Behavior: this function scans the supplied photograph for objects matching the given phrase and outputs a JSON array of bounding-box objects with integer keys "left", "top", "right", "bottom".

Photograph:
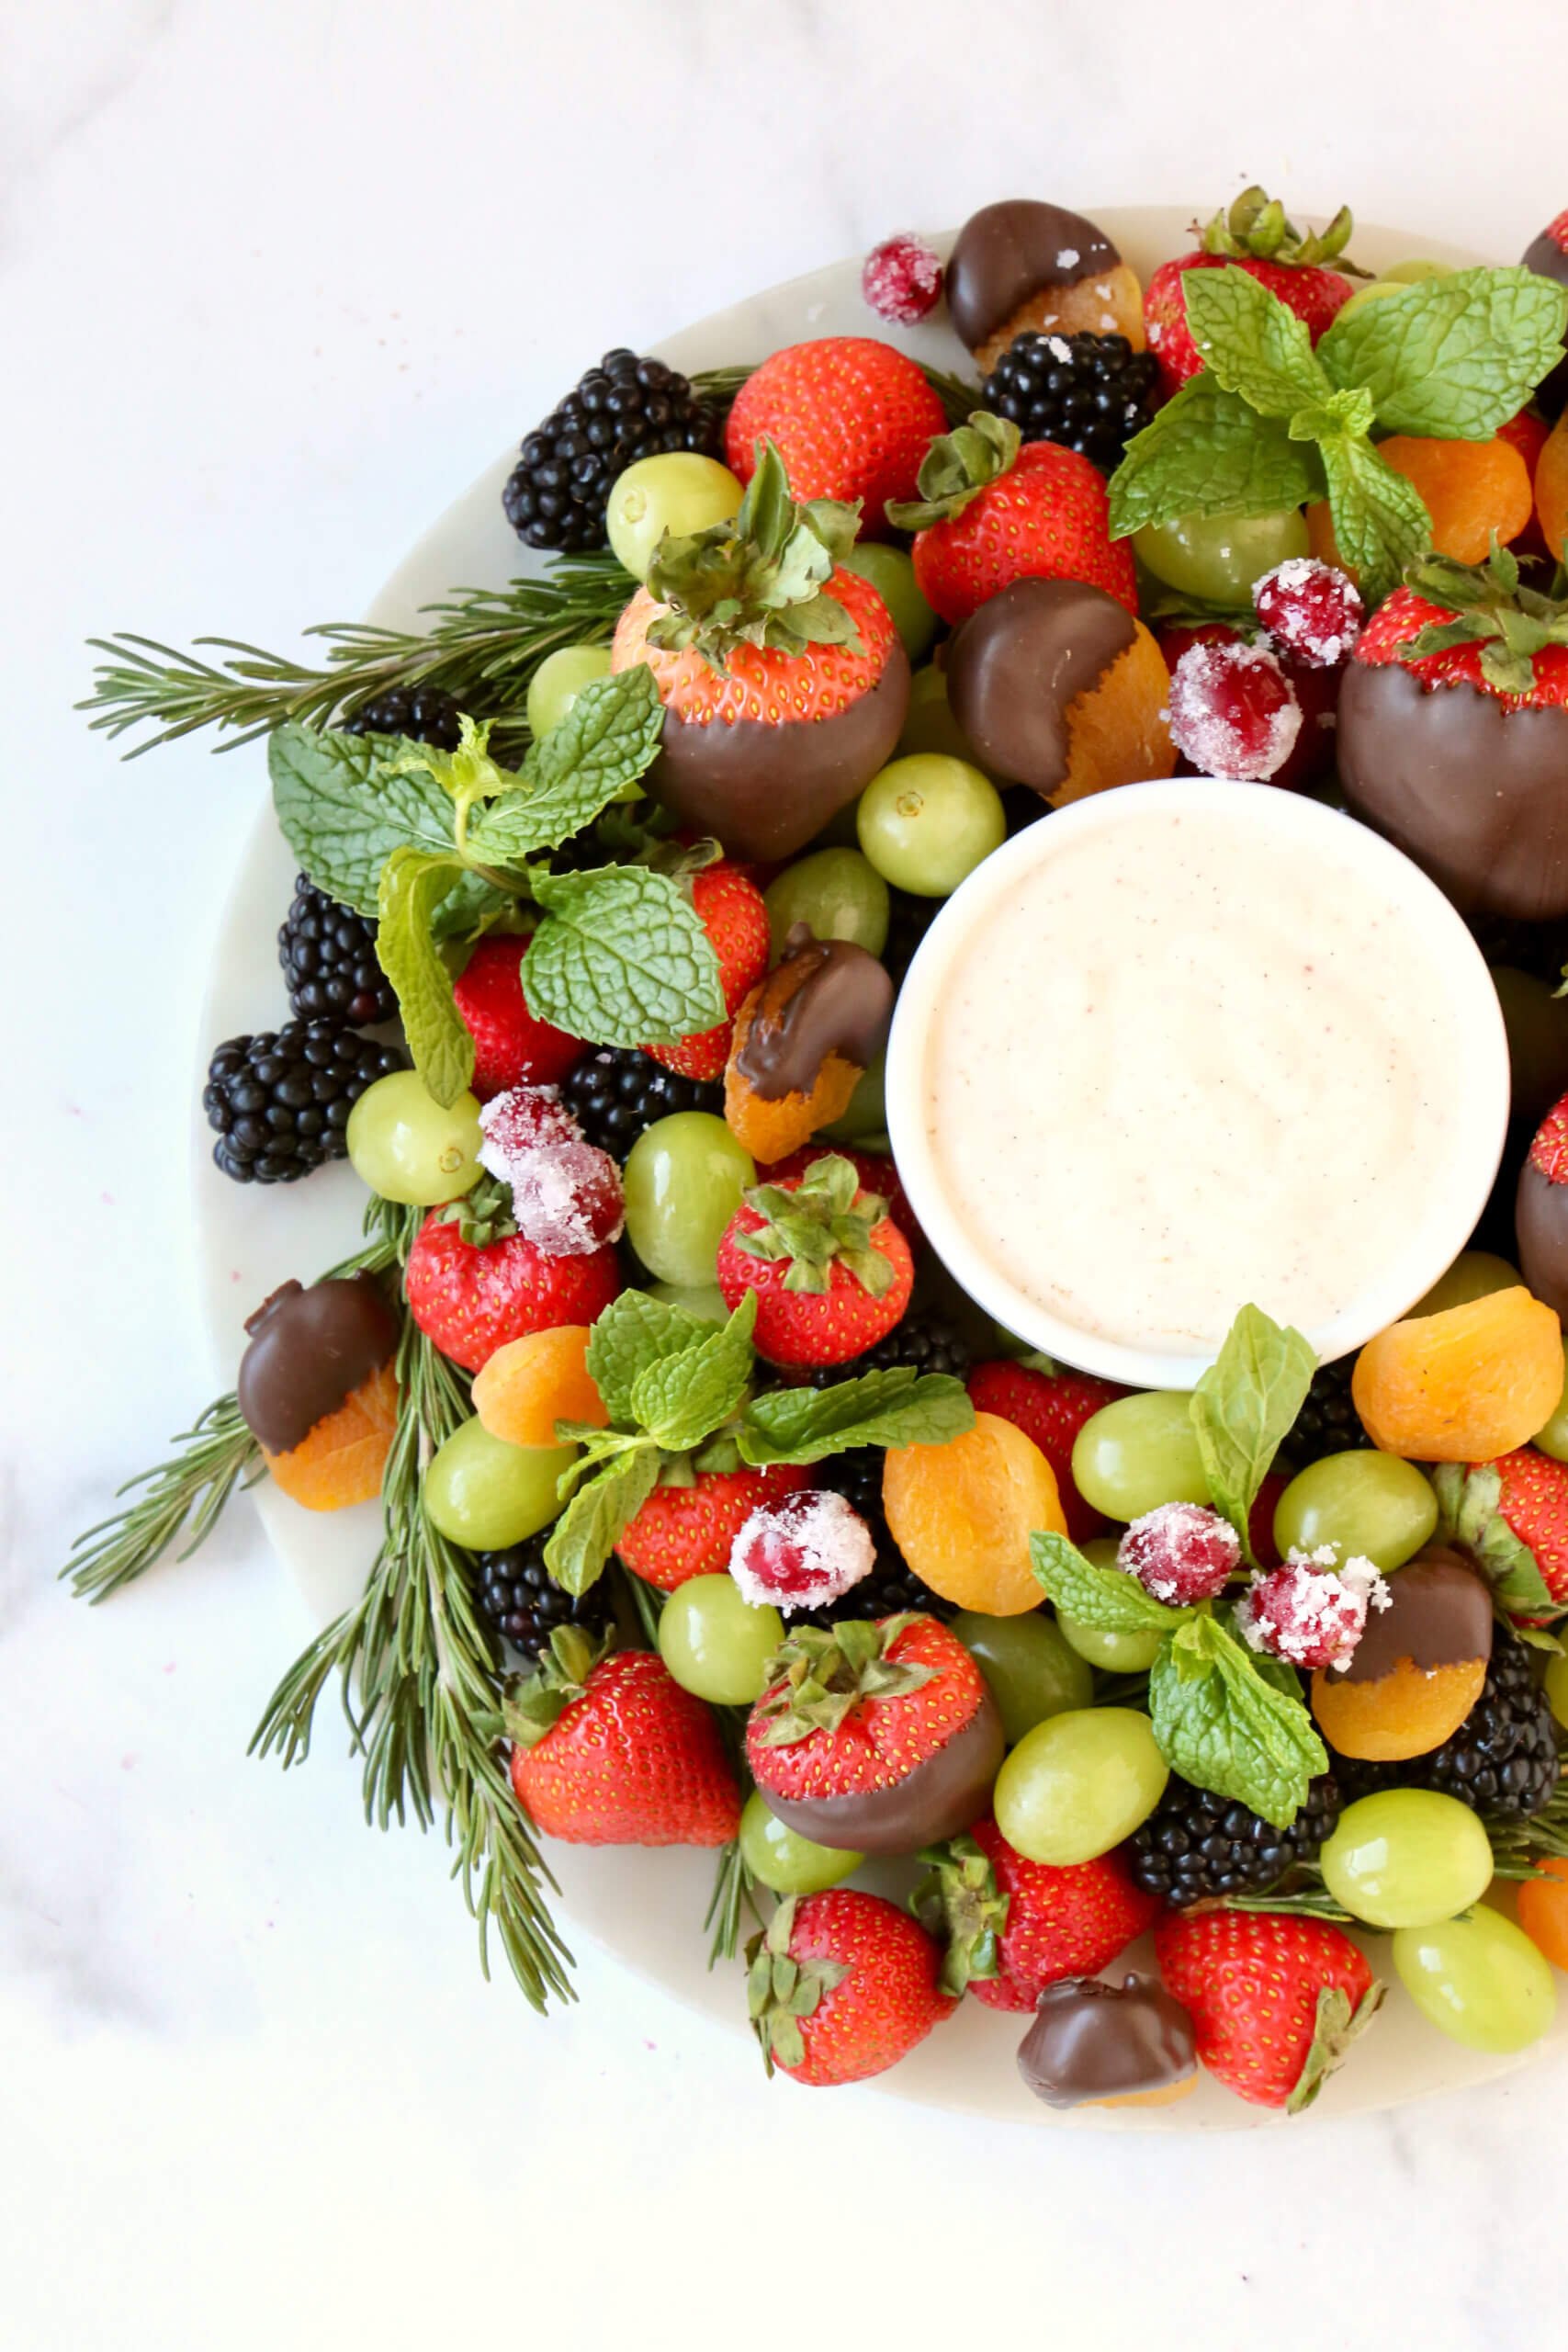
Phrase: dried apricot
[
  {"left": 1517, "top": 1856, "right": 1568, "bottom": 1971},
  {"left": 972, "top": 264, "right": 1145, "bottom": 375},
  {"left": 1350, "top": 1286, "right": 1563, "bottom": 1461},
  {"left": 265, "top": 1360, "right": 399, "bottom": 1510},
  {"left": 1055, "top": 621, "right": 1176, "bottom": 805},
  {"left": 882, "top": 1409, "right": 1066, "bottom": 1615},
  {"left": 1376, "top": 435, "right": 1534, "bottom": 564},
  {"left": 471, "top": 1324, "right": 605, "bottom": 1449},
  {"left": 1538, "top": 411, "right": 1568, "bottom": 567}
]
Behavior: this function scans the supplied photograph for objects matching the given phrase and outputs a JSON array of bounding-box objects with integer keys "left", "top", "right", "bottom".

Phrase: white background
[{"left": 6, "top": 5, "right": 1566, "bottom": 2346}]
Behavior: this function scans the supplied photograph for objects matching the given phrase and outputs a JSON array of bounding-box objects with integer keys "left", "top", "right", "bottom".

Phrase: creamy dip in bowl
[{"left": 885, "top": 777, "right": 1510, "bottom": 1389}]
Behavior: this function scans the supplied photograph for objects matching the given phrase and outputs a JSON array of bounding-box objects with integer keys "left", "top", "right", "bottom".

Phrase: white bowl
[{"left": 885, "top": 777, "right": 1510, "bottom": 1389}]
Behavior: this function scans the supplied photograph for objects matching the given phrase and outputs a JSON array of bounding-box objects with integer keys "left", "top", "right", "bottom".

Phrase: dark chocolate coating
[
  {"left": 735, "top": 933, "right": 895, "bottom": 1101},
  {"left": 649, "top": 642, "right": 910, "bottom": 863},
  {"left": 1017, "top": 1973, "right": 1197, "bottom": 2110},
  {"left": 1337, "top": 661, "right": 1568, "bottom": 921},
  {"left": 1336, "top": 1549, "right": 1494, "bottom": 1685},
  {"left": 1521, "top": 228, "right": 1568, "bottom": 414},
  {"left": 947, "top": 201, "right": 1122, "bottom": 352},
  {"left": 946, "top": 578, "right": 1138, "bottom": 796},
  {"left": 236, "top": 1274, "right": 400, "bottom": 1454},
  {"left": 1516, "top": 1158, "right": 1568, "bottom": 1323},
  {"left": 762, "top": 1690, "right": 1005, "bottom": 1855}
]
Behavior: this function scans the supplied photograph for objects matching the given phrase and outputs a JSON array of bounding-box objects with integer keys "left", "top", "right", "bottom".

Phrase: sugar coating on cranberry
[
  {"left": 729, "top": 1488, "right": 875, "bottom": 1613},
  {"left": 1166, "top": 639, "right": 1303, "bottom": 780},
  {"left": 1253, "top": 557, "right": 1364, "bottom": 670},
  {"left": 1235, "top": 1545, "right": 1391, "bottom": 1672},
  {"left": 479, "top": 1086, "right": 623, "bottom": 1254},
  {"left": 862, "top": 233, "right": 944, "bottom": 326},
  {"left": 1118, "top": 1502, "right": 1240, "bottom": 1604}
]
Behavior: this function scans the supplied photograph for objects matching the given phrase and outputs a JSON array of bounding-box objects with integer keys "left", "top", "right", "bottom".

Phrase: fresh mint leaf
[
  {"left": 1029, "top": 1531, "right": 1191, "bottom": 1634},
  {"left": 1190, "top": 1305, "right": 1317, "bottom": 1564},
  {"left": 1319, "top": 266, "right": 1568, "bottom": 440},
  {"left": 1108, "top": 374, "right": 1322, "bottom": 539},
  {"left": 522, "top": 865, "right": 726, "bottom": 1047},
  {"left": 467, "top": 667, "right": 663, "bottom": 865},
  {"left": 1181, "top": 263, "right": 1327, "bottom": 419},
  {"left": 1318, "top": 434, "right": 1433, "bottom": 607},
  {"left": 1148, "top": 1613, "right": 1326, "bottom": 1828},
  {"left": 375, "top": 847, "right": 473, "bottom": 1106},
  {"left": 584, "top": 1290, "right": 713, "bottom": 1426},
  {"left": 628, "top": 1295, "right": 757, "bottom": 1453},
  {"left": 737, "top": 1370, "right": 974, "bottom": 1467},
  {"left": 270, "top": 723, "right": 467, "bottom": 915},
  {"left": 544, "top": 1447, "right": 661, "bottom": 1596}
]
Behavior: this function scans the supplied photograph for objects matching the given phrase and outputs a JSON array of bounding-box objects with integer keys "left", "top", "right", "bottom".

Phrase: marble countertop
[{"left": 8, "top": 4, "right": 1567, "bottom": 2346}]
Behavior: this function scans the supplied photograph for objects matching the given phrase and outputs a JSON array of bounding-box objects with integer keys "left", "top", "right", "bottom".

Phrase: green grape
[
  {"left": 1134, "top": 508, "right": 1311, "bottom": 605},
  {"left": 525, "top": 645, "right": 613, "bottom": 740},
  {"left": 423, "top": 1419, "right": 574, "bottom": 1549},
  {"left": 605, "top": 453, "right": 742, "bottom": 582},
  {"left": 1491, "top": 967, "right": 1568, "bottom": 1129},
  {"left": 1272, "top": 1451, "right": 1437, "bottom": 1575},
  {"left": 646, "top": 1280, "right": 728, "bottom": 1325},
  {"left": 1319, "top": 1790, "right": 1494, "bottom": 1928},
  {"left": 764, "top": 847, "right": 890, "bottom": 962},
  {"left": 738, "top": 1790, "right": 862, "bottom": 1894},
  {"left": 1412, "top": 1250, "right": 1520, "bottom": 1317},
  {"left": 1544, "top": 1647, "right": 1568, "bottom": 1728},
  {"left": 819, "top": 1047, "right": 886, "bottom": 1145},
  {"left": 346, "top": 1070, "right": 484, "bottom": 1206},
  {"left": 950, "top": 1610, "right": 1093, "bottom": 1742},
  {"left": 1053, "top": 1539, "right": 1168, "bottom": 1670},
  {"left": 623, "top": 1113, "right": 754, "bottom": 1287},
  {"left": 841, "top": 543, "right": 939, "bottom": 663},
  {"left": 993, "top": 1706, "right": 1168, "bottom": 1866},
  {"left": 657, "top": 1574, "right": 784, "bottom": 1704},
  {"left": 1382, "top": 258, "right": 1450, "bottom": 283},
  {"left": 1071, "top": 1393, "right": 1209, "bottom": 1522},
  {"left": 897, "top": 664, "right": 987, "bottom": 766},
  {"left": 857, "top": 753, "right": 1006, "bottom": 897},
  {"left": 1393, "top": 1906, "right": 1558, "bottom": 2053},
  {"left": 1334, "top": 280, "right": 1408, "bottom": 326}
]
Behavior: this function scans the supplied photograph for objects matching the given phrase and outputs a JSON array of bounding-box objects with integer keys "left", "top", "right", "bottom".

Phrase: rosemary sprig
[
  {"left": 80, "top": 551, "right": 634, "bottom": 761},
  {"left": 705, "top": 1837, "right": 760, "bottom": 1968},
  {"left": 920, "top": 361, "right": 986, "bottom": 428}
]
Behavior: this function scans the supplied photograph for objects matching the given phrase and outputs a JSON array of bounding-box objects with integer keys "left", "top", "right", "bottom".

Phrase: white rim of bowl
[{"left": 884, "top": 775, "right": 1511, "bottom": 1390}]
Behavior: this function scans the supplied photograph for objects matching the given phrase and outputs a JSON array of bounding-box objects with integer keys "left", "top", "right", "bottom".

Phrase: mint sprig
[
  {"left": 1189, "top": 1304, "right": 1317, "bottom": 1566},
  {"left": 1028, "top": 1530, "right": 1190, "bottom": 1634},
  {"left": 584, "top": 1289, "right": 716, "bottom": 1425},
  {"left": 736, "top": 1367, "right": 975, "bottom": 1466},
  {"left": 1148, "top": 1611, "right": 1327, "bottom": 1829},
  {"left": 523, "top": 863, "right": 728, "bottom": 1046},
  {"left": 375, "top": 847, "right": 473, "bottom": 1106},
  {"left": 1112, "top": 375, "right": 1323, "bottom": 538},
  {"left": 270, "top": 723, "right": 487, "bottom": 917},
  {"left": 1316, "top": 266, "right": 1568, "bottom": 440},
  {"left": 467, "top": 666, "right": 663, "bottom": 863}
]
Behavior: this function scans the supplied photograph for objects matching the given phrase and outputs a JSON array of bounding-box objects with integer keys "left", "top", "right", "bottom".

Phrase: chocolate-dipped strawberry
[
  {"left": 946, "top": 199, "right": 1145, "bottom": 373},
  {"left": 1517, "top": 1086, "right": 1568, "bottom": 1322},
  {"left": 1337, "top": 548, "right": 1568, "bottom": 920},
  {"left": 945, "top": 576, "right": 1173, "bottom": 800},
  {"left": 724, "top": 926, "right": 894, "bottom": 1161},
  {"left": 746, "top": 1613, "right": 1005, "bottom": 1856},
  {"left": 237, "top": 1273, "right": 400, "bottom": 1510},
  {"left": 1310, "top": 1548, "right": 1494, "bottom": 1763},
  {"left": 609, "top": 440, "right": 908, "bottom": 862},
  {"left": 1522, "top": 209, "right": 1568, "bottom": 417},
  {"left": 1017, "top": 1974, "right": 1198, "bottom": 2111}
]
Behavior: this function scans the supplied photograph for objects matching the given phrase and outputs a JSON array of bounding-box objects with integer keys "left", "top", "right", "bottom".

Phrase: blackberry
[
  {"left": 1127, "top": 1771, "right": 1343, "bottom": 1907},
  {"left": 561, "top": 1046, "right": 723, "bottom": 1159},
  {"left": 882, "top": 888, "right": 937, "bottom": 987},
  {"left": 502, "top": 350, "right": 720, "bottom": 553},
  {"left": 203, "top": 1021, "right": 402, "bottom": 1183},
  {"left": 807, "top": 1448, "right": 953, "bottom": 1623},
  {"left": 338, "top": 683, "right": 464, "bottom": 749},
  {"left": 980, "top": 330, "right": 1159, "bottom": 474},
  {"left": 798, "top": 1308, "right": 971, "bottom": 1392},
  {"left": 277, "top": 876, "right": 395, "bottom": 1027},
  {"left": 1283, "top": 1358, "right": 1371, "bottom": 1464},
  {"left": 1338, "top": 1632, "right": 1561, "bottom": 1821},
  {"left": 471, "top": 1534, "right": 616, "bottom": 1662}
]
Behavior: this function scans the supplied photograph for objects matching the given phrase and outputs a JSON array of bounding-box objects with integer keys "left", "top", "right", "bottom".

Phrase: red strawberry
[
  {"left": 1431, "top": 1449, "right": 1568, "bottom": 1610},
  {"left": 1353, "top": 571, "right": 1568, "bottom": 710},
  {"left": 1523, "top": 212, "right": 1568, "bottom": 413},
  {"left": 610, "top": 444, "right": 908, "bottom": 864},
  {"left": 1144, "top": 187, "right": 1357, "bottom": 394},
  {"left": 917, "top": 1818, "right": 1158, "bottom": 2008},
  {"left": 747, "top": 1889, "right": 955, "bottom": 2086},
  {"left": 641, "top": 860, "right": 770, "bottom": 1081},
  {"left": 716, "top": 1154, "right": 915, "bottom": 1367},
  {"left": 404, "top": 1203, "right": 621, "bottom": 1373},
  {"left": 508, "top": 1633, "right": 739, "bottom": 1846},
  {"left": 965, "top": 1360, "right": 1124, "bottom": 1542},
  {"left": 615, "top": 1462, "right": 809, "bottom": 1592},
  {"left": 1156, "top": 1908, "right": 1382, "bottom": 2110},
  {"left": 889, "top": 415, "right": 1135, "bottom": 627},
  {"left": 724, "top": 336, "right": 947, "bottom": 530},
  {"left": 455, "top": 933, "right": 585, "bottom": 1099},
  {"left": 747, "top": 1613, "right": 1003, "bottom": 1854},
  {"left": 759, "top": 1142, "right": 922, "bottom": 1253}
]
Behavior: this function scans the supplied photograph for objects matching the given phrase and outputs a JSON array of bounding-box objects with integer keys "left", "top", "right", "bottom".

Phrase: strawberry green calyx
[
  {"left": 1397, "top": 541, "right": 1568, "bottom": 697},
  {"left": 886, "top": 411, "right": 1021, "bottom": 531},
  {"left": 911, "top": 1831, "right": 1010, "bottom": 1997},
  {"left": 645, "top": 438, "right": 864, "bottom": 671},
  {"left": 735, "top": 1152, "right": 895, "bottom": 1299},
  {"left": 751, "top": 1615, "right": 934, "bottom": 1747},
  {"left": 502, "top": 1623, "right": 616, "bottom": 1747},
  {"left": 746, "top": 1896, "right": 849, "bottom": 2075},
  {"left": 1429, "top": 1461, "right": 1562, "bottom": 1618},
  {"left": 1199, "top": 186, "right": 1360, "bottom": 274},
  {"left": 435, "top": 1172, "right": 518, "bottom": 1248},
  {"left": 1286, "top": 1979, "right": 1385, "bottom": 2115}
]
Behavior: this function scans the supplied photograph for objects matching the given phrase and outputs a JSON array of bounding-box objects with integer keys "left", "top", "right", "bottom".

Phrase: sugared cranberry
[
  {"left": 1119, "top": 1502, "right": 1240, "bottom": 1605},
  {"left": 1254, "top": 557, "right": 1364, "bottom": 669},
  {"left": 1235, "top": 1547, "right": 1390, "bottom": 1672},
  {"left": 478, "top": 1085, "right": 623, "bottom": 1255},
  {"left": 1167, "top": 638, "right": 1303, "bottom": 780},
  {"left": 728, "top": 1489, "right": 875, "bottom": 1613},
  {"left": 862, "top": 233, "right": 944, "bottom": 326}
]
